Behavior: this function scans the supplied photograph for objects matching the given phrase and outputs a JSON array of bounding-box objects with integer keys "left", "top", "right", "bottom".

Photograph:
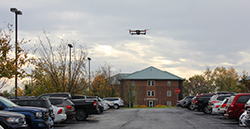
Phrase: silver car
[{"left": 102, "top": 97, "right": 124, "bottom": 109}]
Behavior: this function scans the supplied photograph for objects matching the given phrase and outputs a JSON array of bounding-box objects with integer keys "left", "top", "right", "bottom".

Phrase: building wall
[{"left": 120, "top": 79, "right": 183, "bottom": 107}]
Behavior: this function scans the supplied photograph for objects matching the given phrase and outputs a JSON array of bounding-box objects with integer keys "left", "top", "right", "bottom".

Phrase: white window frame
[
  {"left": 167, "top": 91, "right": 171, "bottom": 96},
  {"left": 132, "top": 81, "right": 135, "bottom": 86},
  {"left": 147, "top": 80, "right": 155, "bottom": 86},
  {"left": 147, "top": 91, "right": 155, "bottom": 96},
  {"left": 167, "top": 81, "right": 171, "bottom": 86}
]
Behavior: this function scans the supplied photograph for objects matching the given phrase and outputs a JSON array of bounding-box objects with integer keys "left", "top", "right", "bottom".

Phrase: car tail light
[
  {"left": 212, "top": 101, "right": 217, "bottom": 105},
  {"left": 222, "top": 103, "right": 226, "bottom": 108},
  {"left": 57, "top": 109, "right": 62, "bottom": 114},
  {"left": 215, "top": 105, "right": 220, "bottom": 108},
  {"left": 66, "top": 105, "right": 73, "bottom": 110},
  {"left": 93, "top": 101, "right": 97, "bottom": 108},
  {"left": 197, "top": 95, "right": 201, "bottom": 98},
  {"left": 177, "top": 101, "right": 180, "bottom": 103},
  {"left": 195, "top": 100, "right": 198, "bottom": 104}
]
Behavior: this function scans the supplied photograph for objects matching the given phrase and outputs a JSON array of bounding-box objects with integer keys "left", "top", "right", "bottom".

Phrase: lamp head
[
  {"left": 10, "top": 8, "right": 22, "bottom": 15},
  {"left": 68, "top": 44, "right": 73, "bottom": 48}
]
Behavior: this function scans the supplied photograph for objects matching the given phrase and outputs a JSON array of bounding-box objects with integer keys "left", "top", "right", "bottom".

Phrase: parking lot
[{"left": 53, "top": 107, "right": 248, "bottom": 129}]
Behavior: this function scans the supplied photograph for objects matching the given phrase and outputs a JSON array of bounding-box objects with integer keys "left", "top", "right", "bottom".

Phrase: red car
[{"left": 224, "top": 93, "right": 250, "bottom": 119}]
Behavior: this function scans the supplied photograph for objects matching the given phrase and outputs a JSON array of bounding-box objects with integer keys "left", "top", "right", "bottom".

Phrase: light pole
[
  {"left": 87, "top": 57, "right": 91, "bottom": 95},
  {"left": 68, "top": 44, "right": 73, "bottom": 89},
  {"left": 10, "top": 8, "right": 22, "bottom": 99}
]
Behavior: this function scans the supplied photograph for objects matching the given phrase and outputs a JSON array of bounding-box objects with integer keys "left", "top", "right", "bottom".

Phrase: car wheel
[
  {"left": 188, "top": 104, "right": 194, "bottom": 111},
  {"left": 203, "top": 105, "right": 212, "bottom": 114},
  {"left": 239, "top": 113, "right": 246, "bottom": 126},
  {"left": 75, "top": 109, "right": 88, "bottom": 121},
  {"left": 114, "top": 104, "right": 119, "bottom": 109}
]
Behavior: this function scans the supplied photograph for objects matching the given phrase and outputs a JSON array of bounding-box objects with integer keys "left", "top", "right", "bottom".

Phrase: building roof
[{"left": 119, "top": 66, "right": 184, "bottom": 80}]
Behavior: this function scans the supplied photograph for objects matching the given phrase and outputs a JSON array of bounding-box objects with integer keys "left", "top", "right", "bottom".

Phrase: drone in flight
[{"left": 129, "top": 29, "right": 147, "bottom": 35}]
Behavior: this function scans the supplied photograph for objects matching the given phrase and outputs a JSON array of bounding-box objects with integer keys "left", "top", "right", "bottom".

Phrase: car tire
[
  {"left": 75, "top": 109, "right": 88, "bottom": 121},
  {"left": 239, "top": 113, "right": 246, "bottom": 126},
  {"left": 114, "top": 104, "right": 119, "bottom": 109},
  {"left": 188, "top": 104, "right": 194, "bottom": 111},
  {"left": 203, "top": 105, "right": 212, "bottom": 114}
]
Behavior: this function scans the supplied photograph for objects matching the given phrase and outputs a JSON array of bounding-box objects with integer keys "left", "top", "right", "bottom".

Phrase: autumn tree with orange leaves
[
  {"left": 90, "top": 65, "right": 118, "bottom": 98},
  {"left": 0, "top": 24, "right": 30, "bottom": 90}
]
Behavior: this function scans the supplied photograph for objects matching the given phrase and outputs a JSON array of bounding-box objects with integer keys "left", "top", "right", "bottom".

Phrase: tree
[
  {"left": 238, "top": 70, "right": 250, "bottom": 93},
  {"left": 213, "top": 67, "right": 239, "bottom": 92},
  {"left": 90, "top": 64, "right": 118, "bottom": 98},
  {"left": 123, "top": 81, "right": 140, "bottom": 108},
  {"left": 0, "top": 24, "right": 30, "bottom": 89},
  {"left": 2, "top": 90, "right": 11, "bottom": 97},
  {"left": 28, "top": 32, "right": 88, "bottom": 96},
  {"left": 183, "top": 74, "right": 212, "bottom": 95}
]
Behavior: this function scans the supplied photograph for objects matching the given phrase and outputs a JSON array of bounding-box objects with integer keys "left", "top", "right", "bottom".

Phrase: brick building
[{"left": 115, "top": 66, "right": 184, "bottom": 107}]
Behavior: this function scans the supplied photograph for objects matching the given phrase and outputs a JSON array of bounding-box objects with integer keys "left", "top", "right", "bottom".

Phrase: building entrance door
[{"left": 148, "top": 100, "right": 154, "bottom": 107}]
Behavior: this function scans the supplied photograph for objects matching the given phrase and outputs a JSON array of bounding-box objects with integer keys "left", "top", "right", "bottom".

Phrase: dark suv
[
  {"left": 11, "top": 98, "right": 55, "bottom": 121},
  {"left": 0, "top": 96, "right": 50, "bottom": 129},
  {"left": 0, "top": 111, "right": 27, "bottom": 129}
]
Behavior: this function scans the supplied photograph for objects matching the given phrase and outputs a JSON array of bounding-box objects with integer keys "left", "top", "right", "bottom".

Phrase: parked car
[
  {"left": 38, "top": 93, "right": 72, "bottom": 99},
  {"left": 0, "top": 96, "right": 51, "bottom": 129},
  {"left": 238, "top": 99, "right": 250, "bottom": 127},
  {"left": 46, "top": 97, "right": 76, "bottom": 120},
  {"left": 102, "top": 97, "right": 124, "bottom": 109},
  {"left": 224, "top": 93, "right": 250, "bottom": 119},
  {"left": 190, "top": 93, "right": 214, "bottom": 112},
  {"left": 176, "top": 100, "right": 183, "bottom": 107},
  {"left": 52, "top": 105, "right": 67, "bottom": 123},
  {"left": 181, "top": 96, "right": 195, "bottom": 109},
  {"left": 0, "top": 111, "right": 27, "bottom": 129},
  {"left": 207, "top": 94, "right": 232, "bottom": 114},
  {"left": 11, "top": 98, "right": 55, "bottom": 121},
  {"left": 218, "top": 97, "right": 230, "bottom": 115},
  {"left": 38, "top": 93, "right": 99, "bottom": 121}
]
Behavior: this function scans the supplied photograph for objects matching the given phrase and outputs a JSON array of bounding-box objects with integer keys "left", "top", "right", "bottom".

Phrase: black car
[
  {"left": 11, "top": 98, "right": 55, "bottom": 121},
  {"left": 0, "top": 111, "right": 27, "bottom": 129},
  {"left": 38, "top": 93, "right": 72, "bottom": 99}
]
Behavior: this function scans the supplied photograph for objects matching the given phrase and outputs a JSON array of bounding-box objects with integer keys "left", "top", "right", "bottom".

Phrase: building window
[
  {"left": 147, "top": 80, "right": 155, "bottom": 86},
  {"left": 167, "top": 91, "right": 171, "bottom": 96},
  {"left": 167, "top": 81, "right": 171, "bottom": 86},
  {"left": 167, "top": 101, "right": 171, "bottom": 106},
  {"left": 147, "top": 91, "right": 155, "bottom": 96},
  {"left": 132, "top": 81, "right": 135, "bottom": 86}
]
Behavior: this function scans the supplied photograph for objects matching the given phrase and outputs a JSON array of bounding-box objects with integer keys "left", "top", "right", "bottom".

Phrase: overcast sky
[{"left": 1, "top": 0, "right": 250, "bottom": 88}]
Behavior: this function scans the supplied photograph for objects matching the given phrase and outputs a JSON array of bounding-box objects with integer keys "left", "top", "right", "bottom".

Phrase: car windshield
[{"left": 0, "top": 97, "right": 19, "bottom": 108}]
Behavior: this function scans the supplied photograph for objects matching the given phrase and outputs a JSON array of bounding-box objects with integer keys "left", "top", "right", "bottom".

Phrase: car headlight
[
  {"left": 35, "top": 112, "right": 43, "bottom": 118},
  {"left": 7, "top": 117, "right": 21, "bottom": 124}
]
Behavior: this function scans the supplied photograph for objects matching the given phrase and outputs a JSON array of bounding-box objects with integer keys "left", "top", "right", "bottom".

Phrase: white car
[
  {"left": 102, "top": 102, "right": 110, "bottom": 111},
  {"left": 52, "top": 105, "right": 67, "bottom": 123},
  {"left": 218, "top": 97, "right": 230, "bottom": 115},
  {"left": 103, "top": 97, "right": 124, "bottom": 109}
]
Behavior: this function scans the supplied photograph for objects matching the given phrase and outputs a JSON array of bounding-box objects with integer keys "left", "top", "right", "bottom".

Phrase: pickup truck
[
  {"left": 0, "top": 96, "right": 51, "bottom": 129},
  {"left": 192, "top": 93, "right": 214, "bottom": 113},
  {"left": 38, "top": 93, "right": 99, "bottom": 121}
]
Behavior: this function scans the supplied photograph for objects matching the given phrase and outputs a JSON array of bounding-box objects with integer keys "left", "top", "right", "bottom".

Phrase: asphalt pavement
[{"left": 54, "top": 107, "right": 249, "bottom": 129}]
